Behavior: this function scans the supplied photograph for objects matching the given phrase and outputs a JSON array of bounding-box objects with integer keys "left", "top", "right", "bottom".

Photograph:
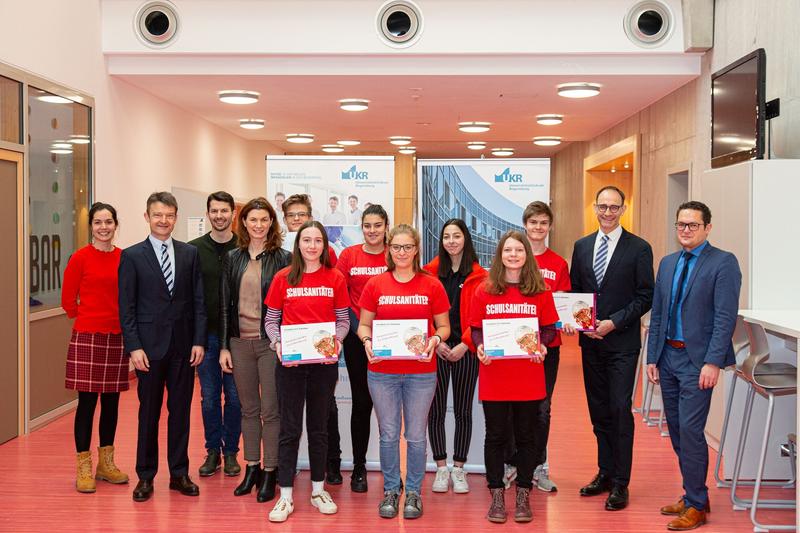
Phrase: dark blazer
[
  {"left": 570, "top": 228, "right": 654, "bottom": 353},
  {"left": 118, "top": 238, "right": 207, "bottom": 360},
  {"left": 646, "top": 242, "right": 741, "bottom": 370}
]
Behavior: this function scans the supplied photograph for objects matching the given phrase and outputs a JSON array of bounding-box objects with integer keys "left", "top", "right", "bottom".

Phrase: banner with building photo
[{"left": 266, "top": 155, "right": 395, "bottom": 470}]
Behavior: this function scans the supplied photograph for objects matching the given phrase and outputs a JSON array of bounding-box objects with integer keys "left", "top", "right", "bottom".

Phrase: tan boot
[
  {"left": 76, "top": 451, "right": 96, "bottom": 493},
  {"left": 95, "top": 445, "right": 129, "bottom": 484}
]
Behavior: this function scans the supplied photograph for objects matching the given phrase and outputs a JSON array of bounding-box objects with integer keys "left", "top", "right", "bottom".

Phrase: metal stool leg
[
  {"left": 715, "top": 370, "right": 739, "bottom": 487},
  {"left": 657, "top": 402, "right": 669, "bottom": 437},
  {"left": 632, "top": 345, "right": 643, "bottom": 413},
  {"left": 645, "top": 383, "right": 661, "bottom": 427}
]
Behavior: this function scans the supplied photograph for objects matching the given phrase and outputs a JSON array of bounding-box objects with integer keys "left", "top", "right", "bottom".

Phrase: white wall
[{"left": 0, "top": 0, "right": 281, "bottom": 247}]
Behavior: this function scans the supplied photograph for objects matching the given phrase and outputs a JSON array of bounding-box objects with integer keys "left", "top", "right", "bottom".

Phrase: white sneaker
[
  {"left": 533, "top": 464, "right": 558, "bottom": 493},
  {"left": 502, "top": 464, "right": 517, "bottom": 490},
  {"left": 311, "top": 490, "right": 338, "bottom": 514},
  {"left": 451, "top": 466, "right": 469, "bottom": 493},
  {"left": 268, "top": 496, "right": 294, "bottom": 522},
  {"left": 432, "top": 466, "right": 450, "bottom": 492}
]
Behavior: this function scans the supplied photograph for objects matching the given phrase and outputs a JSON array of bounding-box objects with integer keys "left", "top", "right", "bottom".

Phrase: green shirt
[{"left": 188, "top": 232, "right": 237, "bottom": 335}]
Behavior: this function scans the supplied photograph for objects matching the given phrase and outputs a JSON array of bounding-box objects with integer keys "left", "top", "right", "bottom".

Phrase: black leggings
[{"left": 74, "top": 392, "right": 120, "bottom": 453}]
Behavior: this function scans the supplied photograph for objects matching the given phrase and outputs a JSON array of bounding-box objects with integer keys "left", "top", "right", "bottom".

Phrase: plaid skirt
[{"left": 65, "top": 330, "right": 129, "bottom": 393}]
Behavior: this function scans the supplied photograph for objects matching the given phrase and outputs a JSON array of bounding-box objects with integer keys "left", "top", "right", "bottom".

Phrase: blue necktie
[
  {"left": 160, "top": 243, "right": 174, "bottom": 295},
  {"left": 668, "top": 253, "right": 692, "bottom": 340},
  {"left": 593, "top": 234, "right": 609, "bottom": 285}
]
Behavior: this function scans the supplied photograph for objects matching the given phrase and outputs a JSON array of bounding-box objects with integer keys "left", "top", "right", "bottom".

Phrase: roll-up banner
[
  {"left": 417, "top": 159, "right": 550, "bottom": 472},
  {"left": 266, "top": 155, "right": 395, "bottom": 471}
]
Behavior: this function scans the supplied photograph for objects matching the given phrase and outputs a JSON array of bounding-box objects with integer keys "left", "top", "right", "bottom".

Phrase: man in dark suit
[
  {"left": 646, "top": 201, "right": 741, "bottom": 531},
  {"left": 570, "top": 185, "right": 654, "bottom": 511},
  {"left": 119, "top": 191, "right": 207, "bottom": 502}
]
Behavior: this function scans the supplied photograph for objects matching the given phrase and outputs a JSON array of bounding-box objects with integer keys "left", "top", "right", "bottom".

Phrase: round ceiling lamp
[
  {"left": 557, "top": 82, "right": 601, "bottom": 98},
  {"left": 321, "top": 144, "right": 345, "bottom": 153},
  {"left": 536, "top": 114, "right": 564, "bottom": 126},
  {"left": 338, "top": 98, "right": 370, "bottom": 111},
  {"left": 467, "top": 141, "right": 486, "bottom": 151},
  {"left": 389, "top": 136, "right": 412, "bottom": 146},
  {"left": 337, "top": 140, "right": 361, "bottom": 146},
  {"left": 286, "top": 133, "right": 315, "bottom": 144},
  {"left": 239, "top": 119, "right": 265, "bottom": 130},
  {"left": 69, "top": 134, "right": 90, "bottom": 144},
  {"left": 491, "top": 147, "right": 514, "bottom": 157},
  {"left": 39, "top": 94, "right": 73, "bottom": 104},
  {"left": 398, "top": 146, "right": 416, "bottom": 155},
  {"left": 533, "top": 136, "right": 562, "bottom": 146},
  {"left": 458, "top": 121, "right": 491, "bottom": 133},
  {"left": 217, "top": 90, "right": 260, "bottom": 104}
]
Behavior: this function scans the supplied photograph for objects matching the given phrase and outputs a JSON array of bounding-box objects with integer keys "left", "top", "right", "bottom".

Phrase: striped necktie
[
  {"left": 160, "top": 242, "right": 174, "bottom": 295},
  {"left": 593, "top": 234, "right": 609, "bottom": 285}
]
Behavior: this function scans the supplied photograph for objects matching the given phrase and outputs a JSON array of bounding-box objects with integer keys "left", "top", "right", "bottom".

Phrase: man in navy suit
[
  {"left": 119, "top": 191, "right": 207, "bottom": 502},
  {"left": 571, "top": 185, "right": 654, "bottom": 511},
  {"left": 646, "top": 201, "right": 741, "bottom": 531}
]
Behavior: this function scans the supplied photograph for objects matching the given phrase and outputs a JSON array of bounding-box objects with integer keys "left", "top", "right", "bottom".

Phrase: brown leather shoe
[
  {"left": 487, "top": 488, "right": 506, "bottom": 523},
  {"left": 661, "top": 498, "right": 711, "bottom": 516},
  {"left": 667, "top": 507, "right": 707, "bottom": 531},
  {"left": 514, "top": 487, "right": 533, "bottom": 523}
]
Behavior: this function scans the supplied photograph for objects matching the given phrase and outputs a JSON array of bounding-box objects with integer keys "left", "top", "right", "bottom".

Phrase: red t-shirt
[
  {"left": 327, "top": 246, "right": 338, "bottom": 268},
  {"left": 265, "top": 266, "right": 349, "bottom": 326},
  {"left": 61, "top": 245, "right": 122, "bottom": 333},
  {"left": 470, "top": 283, "right": 558, "bottom": 401},
  {"left": 359, "top": 271, "right": 450, "bottom": 374},
  {"left": 534, "top": 247, "right": 571, "bottom": 347},
  {"left": 336, "top": 244, "right": 388, "bottom": 318}
]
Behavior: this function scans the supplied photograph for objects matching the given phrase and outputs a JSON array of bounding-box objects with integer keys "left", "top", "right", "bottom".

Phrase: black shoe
[
  {"left": 132, "top": 479, "right": 154, "bottom": 502},
  {"left": 223, "top": 453, "right": 241, "bottom": 476},
  {"left": 605, "top": 485, "right": 629, "bottom": 511},
  {"left": 169, "top": 475, "right": 200, "bottom": 496},
  {"left": 198, "top": 449, "right": 221, "bottom": 477},
  {"left": 326, "top": 461, "right": 343, "bottom": 485},
  {"left": 257, "top": 469, "right": 278, "bottom": 503},
  {"left": 351, "top": 463, "right": 368, "bottom": 493},
  {"left": 579, "top": 473, "right": 613, "bottom": 496},
  {"left": 233, "top": 464, "right": 263, "bottom": 496}
]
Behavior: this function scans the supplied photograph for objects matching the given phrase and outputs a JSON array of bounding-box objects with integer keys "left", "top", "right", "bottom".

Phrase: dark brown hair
[
  {"left": 89, "top": 202, "right": 118, "bottom": 227},
  {"left": 207, "top": 191, "right": 235, "bottom": 212},
  {"left": 288, "top": 221, "right": 331, "bottom": 285},
  {"left": 677, "top": 200, "right": 711, "bottom": 224},
  {"left": 486, "top": 230, "right": 547, "bottom": 296},
  {"left": 146, "top": 191, "right": 178, "bottom": 213},
  {"left": 437, "top": 219, "right": 479, "bottom": 278},
  {"left": 235, "top": 197, "right": 283, "bottom": 252}
]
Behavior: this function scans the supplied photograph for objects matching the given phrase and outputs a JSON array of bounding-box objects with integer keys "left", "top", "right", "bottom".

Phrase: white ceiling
[{"left": 118, "top": 73, "right": 697, "bottom": 158}]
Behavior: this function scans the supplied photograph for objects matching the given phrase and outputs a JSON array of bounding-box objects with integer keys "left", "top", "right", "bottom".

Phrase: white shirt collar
[{"left": 597, "top": 224, "right": 623, "bottom": 243}]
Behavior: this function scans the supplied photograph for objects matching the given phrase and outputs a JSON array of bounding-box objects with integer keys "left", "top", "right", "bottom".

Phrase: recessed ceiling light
[
  {"left": 458, "top": 121, "right": 491, "bottom": 133},
  {"left": 557, "top": 82, "right": 601, "bottom": 98},
  {"left": 338, "top": 98, "right": 370, "bottom": 112},
  {"left": 467, "top": 142, "right": 486, "bottom": 151},
  {"left": 51, "top": 142, "right": 73, "bottom": 150},
  {"left": 389, "top": 136, "right": 412, "bottom": 146},
  {"left": 533, "top": 136, "right": 562, "bottom": 146},
  {"left": 623, "top": 161, "right": 630, "bottom": 169},
  {"left": 610, "top": 166, "right": 617, "bottom": 173},
  {"left": 239, "top": 119, "right": 265, "bottom": 130},
  {"left": 39, "top": 94, "right": 73, "bottom": 104},
  {"left": 50, "top": 148, "right": 73, "bottom": 154},
  {"left": 69, "top": 134, "right": 90, "bottom": 144},
  {"left": 398, "top": 146, "right": 417, "bottom": 155},
  {"left": 337, "top": 140, "right": 361, "bottom": 146},
  {"left": 491, "top": 148, "right": 514, "bottom": 157},
  {"left": 321, "top": 144, "right": 345, "bottom": 153},
  {"left": 286, "top": 133, "right": 315, "bottom": 144},
  {"left": 536, "top": 114, "right": 564, "bottom": 126},
  {"left": 218, "top": 90, "right": 260, "bottom": 104}
]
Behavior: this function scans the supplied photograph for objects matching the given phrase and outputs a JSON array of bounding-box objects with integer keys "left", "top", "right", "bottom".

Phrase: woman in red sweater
[
  {"left": 335, "top": 203, "right": 390, "bottom": 492},
  {"left": 264, "top": 221, "right": 350, "bottom": 522},
  {"left": 61, "top": 202, "right": 129, "bottom": 493},
  {"left": 423, "top": 218, "right": 486, "bottom": 494},
  {"left": 470, "top": 230, "right": 559, "bottom": 524}
]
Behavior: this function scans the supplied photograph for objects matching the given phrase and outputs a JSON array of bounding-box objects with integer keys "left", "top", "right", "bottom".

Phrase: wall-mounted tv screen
[{"left": 711, "top": 48, "right": 766, "bottom": 168}]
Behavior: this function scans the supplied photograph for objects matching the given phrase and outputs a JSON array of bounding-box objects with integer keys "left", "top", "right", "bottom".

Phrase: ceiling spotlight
[
  {"left": 39, "top": 94, "right": 73, "bottom": 104},
  {"left": 389, "top": 136, "right": 412, "bottom": 146},
  {"left": 239, "top": 119, "right": 265, "bottom": 130},
  {"left": 286, "top": 133, "right": 315, "bottom": 144},
  {"left": 467, "top": 141, "right": 486, "bottom": 151},
  {"left": 338, "top": 98, "right": 370, "bottom": 112},
  {"left": 51, "top": 142, "right": 73, "bottom": 150},
  {"left": 458, "top": 121, "right": 491, "bottom": 133},
  {"left": 69, "top": 134, "right": 90, "bottom": 144},
  {"left": 337, "top": 140, "right": 361, "bottom": 146},
  {"left": 50, "top": 148, "right": 73, "bottom": 154},
  {"left": 491, "top": 148, "right": 514, "bottom": 157},
  {"left": 557, "top": 82, "right": 601, "bottom": 98},
  {"left": 610, "top": 166, "right": 617, "bottom": 173},
  {"left": 533, "top": 136, "right": 562, "bottom": 146},
  {"left": 218, "top": 90, "right": 260, "bottom": 105},
  {"left": 398, "top": 146, "right": 416, "bottom": 155},
  {"left": 321, "top": 144, "right": 345, "bottom": 153},
  {"left": 536, "top": 114, "right": 564, "bottom": 126},
  {"left": 623, "top": 161, "right": 630, "bottom": 169}
]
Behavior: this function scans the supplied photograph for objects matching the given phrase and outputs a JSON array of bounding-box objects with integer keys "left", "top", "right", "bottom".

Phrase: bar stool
[
  {"left": 714, "top": 316, "right": 796, "bottom": 488},
  {"left": 729, "top": 321, "right": 796, "bottom": 532},
  {"left": 632, "top": 320, "right": 650, "bottom": 414}
]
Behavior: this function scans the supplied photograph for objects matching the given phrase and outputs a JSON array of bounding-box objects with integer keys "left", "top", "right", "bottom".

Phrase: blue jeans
[
  {"left": 368, "top": 370, "right": 437, "bottom": 494},
  {"left": 197, "top": 334, "right": 242, "bottom": 454}
]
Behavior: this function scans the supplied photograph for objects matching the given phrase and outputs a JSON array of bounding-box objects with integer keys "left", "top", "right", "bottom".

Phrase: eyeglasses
[
  {"left": 285, "top": 211, "right": 310, "bottom": 219},
  {"left": 675, "top": 222, "right": 705, "bottom": 232},
  {"left": 595, "top": 204, "right": 622, "bottom": 214},
  {"left": 389, "top": 244, "right": 416, "bottom": 253}
]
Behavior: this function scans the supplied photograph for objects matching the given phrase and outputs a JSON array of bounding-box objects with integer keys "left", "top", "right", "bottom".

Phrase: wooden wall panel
[{"left": 0, "top": 76, "right": 21, "bottom": 144}]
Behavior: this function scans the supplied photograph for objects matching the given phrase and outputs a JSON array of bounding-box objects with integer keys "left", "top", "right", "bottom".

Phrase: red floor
[{"left": 1, "top": 336, "right": 795, "bottom": 532}]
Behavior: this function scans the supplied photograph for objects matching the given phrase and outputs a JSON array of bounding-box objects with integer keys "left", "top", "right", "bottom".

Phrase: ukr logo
[
  {"left": 341, "top": 165, "right": 369, "bottom": 180},
  {"left": 494, "top": 168, "right": 523, "bottom": 183}
]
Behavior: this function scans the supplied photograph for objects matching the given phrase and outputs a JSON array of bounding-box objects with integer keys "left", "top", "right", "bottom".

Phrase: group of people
[{"left": 62, "top": 184, "right": 740, "bottom": 530}]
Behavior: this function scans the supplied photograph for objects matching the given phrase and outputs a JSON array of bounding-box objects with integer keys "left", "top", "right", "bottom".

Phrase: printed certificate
[
  {"left": 553, "top": 293, "right": 596, "bottom": 331},
  {"left": 280, "top": 322, "right": 338, "bottom": 365},
  {"left": 482, "top": 317, "right": 542, "bottom": 359},
  {"left": 372, "top": 319, "right": 429, "bottom": 360}
]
